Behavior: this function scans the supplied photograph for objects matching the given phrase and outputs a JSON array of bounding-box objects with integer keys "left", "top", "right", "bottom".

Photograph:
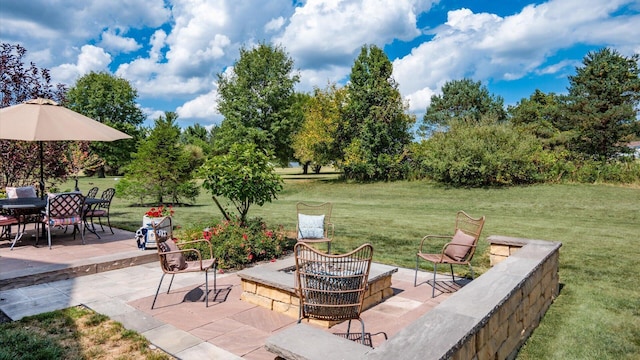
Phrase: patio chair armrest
[
  {"left": 418, "top": 235, "right": 452, "bottom": 253},
  {"left": 326, "top": 222, "right": 334, "bottom": 239},
  {"left": 180, "top": 238, "right": 214, "bottom": 258}
]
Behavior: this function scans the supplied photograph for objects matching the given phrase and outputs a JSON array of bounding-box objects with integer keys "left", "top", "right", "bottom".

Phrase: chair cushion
[
  {"left": 298, "top": 214, "right": 325, "bottom": 239},
  {"left": 444, "top": 229, "right": 476, "bottom": 261},
  {"left": 86, "top": 209, "right": 106, "bottom": 217},
  {"left": 0, "top": 215, "right": 18, "bottom": 225},
  {"left": 45, "top": 215, "right": 82, "bottom": 226},
  {"left": 6, "top": 186, "right": 37, "bottom": 199},
  {"left": 158, "top": 238, "right": 186, "bottom": 271}
]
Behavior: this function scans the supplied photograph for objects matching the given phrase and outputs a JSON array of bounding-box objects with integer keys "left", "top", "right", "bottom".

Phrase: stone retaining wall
[{"left": 267, "top": 235, "right": 562, "bottom": 360}]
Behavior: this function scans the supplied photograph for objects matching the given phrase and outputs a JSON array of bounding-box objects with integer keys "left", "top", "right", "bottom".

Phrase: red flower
[
  {"left": 248, "top": 254, "right": 254, "bottom": 261},
  {"left": 242, "top": 233, "right": 248, "bottom": 241}
]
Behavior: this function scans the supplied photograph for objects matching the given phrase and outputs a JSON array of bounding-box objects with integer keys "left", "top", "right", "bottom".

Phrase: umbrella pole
[{"left": 39, "top": 141, "right": 45, "bottom": 199}]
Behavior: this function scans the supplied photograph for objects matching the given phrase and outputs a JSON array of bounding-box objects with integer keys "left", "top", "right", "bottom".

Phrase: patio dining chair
[
  {"left": 414, "top": 210, "right": 486, "bottom": 297},
  {"left": 296, "top": 202, "right": 334, "bottom": 253},
  {"left": 150, "top": 216, "right": 217, "bottom": 309},
  {"left": 40, "top": 192, "right": 85, "bottom": 249},
  {"left": 84, "top": 188, "right": 115, "bottom": 235},
  {"left": 85, "top": 186, "right": 99, "bottom": 199},
  {"left": 294, "top": 242, "right": 374, "bottom": 346}
]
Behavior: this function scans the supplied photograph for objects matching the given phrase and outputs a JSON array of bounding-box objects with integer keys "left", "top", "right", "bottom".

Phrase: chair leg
[
  {"left": 432, "top": 262, "right": 437, "bottom": 298},
  {"left": 151, "top": 273, "right": 166, "bottom": 309},
  {"left": 48, "top": 224, "right": 52, "bottom": 250},
  {"left": 327, "top": 241, "right": 331, "bottom": 254},
  {"left": 450, "top": 264, "right": 455, "bottom": 283},
  {"left": 414, "top": 256, "right": 419, "bottom": 287},
  {"left": 167, "top": 274, "right": 175, "bottom": 294},
  {"left": 469, "top": 264, "right": 475, "bottom": 280},
  {"left": 205, "top": 269, "right": 209, "bottom": 307},
  {"left": 107, "top": 215, "right": 114, "bottom": 234}
]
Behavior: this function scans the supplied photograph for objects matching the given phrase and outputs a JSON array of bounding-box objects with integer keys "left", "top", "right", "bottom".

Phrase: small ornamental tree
[{"left": 199, "top": 143, "right": 283, "bottom": 224}]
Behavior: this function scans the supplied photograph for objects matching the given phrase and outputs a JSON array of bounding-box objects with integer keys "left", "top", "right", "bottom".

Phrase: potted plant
[{"left": 143, "top": 205, "right": 174, "bottom": 228}]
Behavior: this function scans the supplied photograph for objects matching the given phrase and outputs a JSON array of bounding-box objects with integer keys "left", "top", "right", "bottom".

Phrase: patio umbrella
[{"left": 0, "top": 98, "right": 132, "bottom": 197}]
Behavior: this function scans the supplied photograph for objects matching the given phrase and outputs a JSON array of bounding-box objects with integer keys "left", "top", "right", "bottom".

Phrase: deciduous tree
[
  {"left": 293, "top": 84, "right": 344, "bottom": 174},
  {"left": 215, "top": 43, "right": 301, "bottom": 165},
  {"left": 0, "top": 43, "right": 69, "bottom": 189},
  {"left": 66, "top": 71, "right": 144, "bottom": 175},
  {"left": 200, "top": 143, "right": 283, "bottom": 224}
]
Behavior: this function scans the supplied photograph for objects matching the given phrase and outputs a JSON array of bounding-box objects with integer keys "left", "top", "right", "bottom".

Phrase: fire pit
[{"left": 237, "top": 256, "right": 398, "bottom": 327}]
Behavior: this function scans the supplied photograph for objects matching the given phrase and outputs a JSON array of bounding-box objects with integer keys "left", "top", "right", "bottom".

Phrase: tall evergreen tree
[
  {"left": 215, "top": 43, "right": 301, "bottom": 165},
  {"left": 565, "top": 48, "right": 640, "bottom": 159},
  {"left": 421, "top": 78, "right": 506, "bottom": 136},
  {"left": 126, "top": 112, "right": 198, "bottom": 204},
  {"left": 339, "top": 45, "right": 415, "bottom": 181}
]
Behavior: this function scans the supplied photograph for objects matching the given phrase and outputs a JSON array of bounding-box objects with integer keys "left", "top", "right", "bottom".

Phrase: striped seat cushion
[
  {"left": 44, "top": 215, "right": 82, "bottom": 226},
  {"left": 86, "top": 209, "right": 106, "bottom": 217},
  {"left": 0, "top": 215, "right": 18, "bottom": 226}
]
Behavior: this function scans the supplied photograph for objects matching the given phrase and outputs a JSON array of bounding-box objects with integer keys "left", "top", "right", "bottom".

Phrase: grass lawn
[{"left": 56, "top": 171, "right": 639, "bottom": 359}]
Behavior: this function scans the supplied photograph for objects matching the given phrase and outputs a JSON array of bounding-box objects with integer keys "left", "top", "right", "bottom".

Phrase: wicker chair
[
  {"left": 150, "top": 216, "right": 217, "bottom": 309},
  {"left": 294, "top": 242, "right": 373, "bottom": 345},
  {"left": 414, "top": 210, "right": 485, "bottom": 297},
  {"left": 296, "top": 202, "right": 334, "bottom": 253}
]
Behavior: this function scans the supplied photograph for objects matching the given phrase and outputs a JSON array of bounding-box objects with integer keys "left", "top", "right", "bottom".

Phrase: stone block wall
[{"left": 367, "top": 236, "right": 562, "bottom": 360}]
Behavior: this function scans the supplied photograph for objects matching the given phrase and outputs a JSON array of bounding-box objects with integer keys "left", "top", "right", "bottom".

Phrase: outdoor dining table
[{"left": 0, "top": 196, "right": 109, "bottom": 247}]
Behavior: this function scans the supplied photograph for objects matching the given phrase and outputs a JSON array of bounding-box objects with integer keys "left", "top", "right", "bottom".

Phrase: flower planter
[{"left": 141, "top": 216, "right": 167, "bottom": 249}]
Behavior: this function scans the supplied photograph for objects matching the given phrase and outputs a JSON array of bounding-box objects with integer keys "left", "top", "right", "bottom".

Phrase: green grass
[{"left": 61, "top": 172, "right": 640, "bottom": 359}]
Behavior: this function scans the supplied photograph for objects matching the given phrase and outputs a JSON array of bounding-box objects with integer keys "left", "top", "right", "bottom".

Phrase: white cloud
[
  {"left": 99, "top": 28, "right": 142, "bottom": 53},
  {"left": 275, "top": 0, "right": 437, "bottom": 68},
  {"left": 393, "top": 0, "right": 640, "bottom": 113},
  {"left": 52, "top": 45, "right": 112, "bottom": 84},
  {"left": 265, "top": 16, "right": 286, "bottom": 32},
  {"left": 176, "top": 90, "right": 223, "bottom": 125}
]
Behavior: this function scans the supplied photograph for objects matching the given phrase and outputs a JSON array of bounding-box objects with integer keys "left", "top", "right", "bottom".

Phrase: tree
[
  {"left": 0, "top": 43, "right": 69, "bottom": 189},
  {"left": 66, "top": 71, "right": 144, "bottom": 176},
  {"left": 215, "top": 43, "right": 301, "bottom": 165},
  {"left": 565, "top": 48, "right": 640, "bottom": 159},
  {"left": 293, "top": 84, "right": 343, "bottom": 174},
  {"left": 122, "top": 112, "right": 199, "bottom": 204},
  {"left": 200, "top": 142, "right": 283, "bottom": 224},
  {"left": 421, "top": 78, "right": 506, "bottom": 135},
  {"left": 508, "top": 89, "right": 569, "bottom": 150},
  {"left": 338, "top": 45, "right": 415, "bottom": 181}
]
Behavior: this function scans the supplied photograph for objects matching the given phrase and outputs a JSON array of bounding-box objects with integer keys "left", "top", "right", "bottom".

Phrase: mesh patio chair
[
  {"left": 150, "top": 216, "right": 217, "bottom": 309},
  {"left": 86, "top": 186, "right": 99, "bottom": 199},
  {"left": 296, "top": 202, "right": 334, "bottom": 253},
  {"left": 5, "top": 186, "right": 42, "bottom": 246},
  {"left": 85, "top": 188, "right": 115, "bottom": 235},
  {"left": 295, "top": 242, "right": 374, "bottom": 346},
  {"left": 0, "top": 214, "right": 19, "bottom": 241},
  {"left": 40, "top": 192, "right": 85, "bottom": 249},
  {"left": 414, "top": 210, "right": 486, "bottom": 297}
]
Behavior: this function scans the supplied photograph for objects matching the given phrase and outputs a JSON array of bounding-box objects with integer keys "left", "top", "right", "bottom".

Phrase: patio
[{"left": 0, "top": 225, "right": 458, "bottom": 359}]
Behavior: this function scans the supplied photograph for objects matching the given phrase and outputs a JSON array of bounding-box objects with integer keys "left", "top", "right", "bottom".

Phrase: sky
[{"left": 1, "top": 0, "right": 639, "bottom": 129}]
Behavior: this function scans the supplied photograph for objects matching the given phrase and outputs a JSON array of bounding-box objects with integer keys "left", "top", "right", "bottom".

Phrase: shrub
[
  {"left": 177, "top": 217, "right": 290, "bottom": 269},
  {"left": 410, "top": 121, "right": 549, "bottom": 187}
]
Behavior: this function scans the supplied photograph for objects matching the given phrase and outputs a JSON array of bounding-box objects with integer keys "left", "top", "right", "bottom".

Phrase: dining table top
[{"left": 0, "top": 196, "right": 107, "bottom": 209}]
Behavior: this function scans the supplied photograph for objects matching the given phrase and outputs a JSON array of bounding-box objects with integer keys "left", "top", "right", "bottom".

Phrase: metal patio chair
[
  {"left": 414, "top": 210, "right": 486, "bottom": 297},
  {"left": 150, "top": 216, "right": 217, "bottom": 309}
]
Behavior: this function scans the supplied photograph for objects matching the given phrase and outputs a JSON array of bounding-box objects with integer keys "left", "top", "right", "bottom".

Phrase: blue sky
[{"left": 1, "top": 0, "right": 639, "bottom": 129}]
